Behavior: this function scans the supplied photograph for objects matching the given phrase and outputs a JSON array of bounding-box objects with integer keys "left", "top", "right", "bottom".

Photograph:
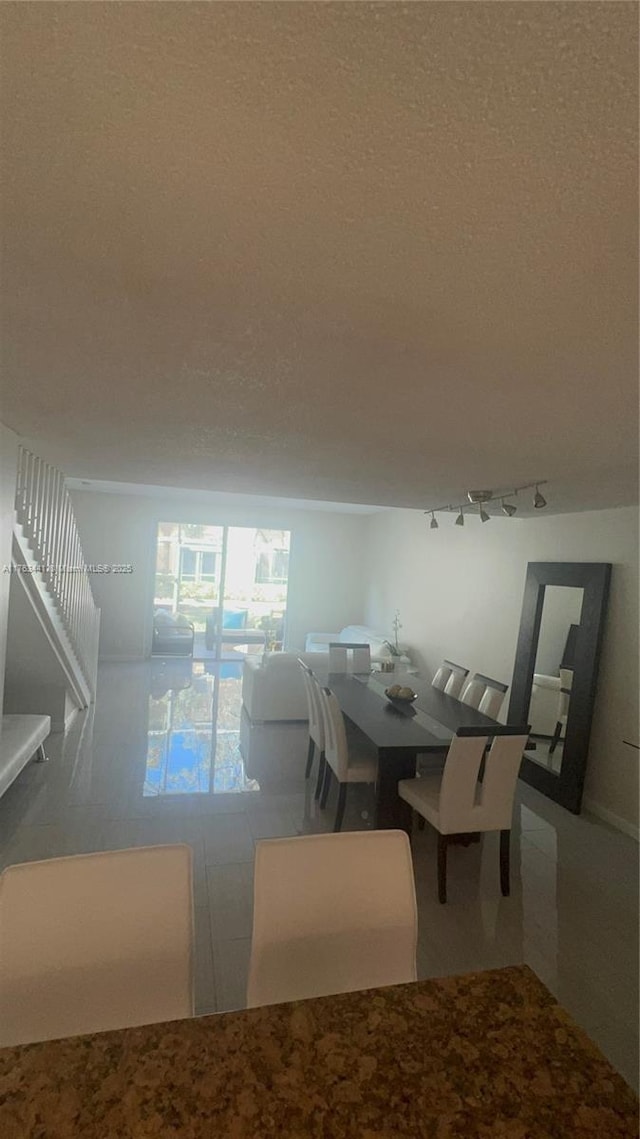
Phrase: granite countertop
[{"left": 0, "top": 965, "right": 637, "bottom": 1138}]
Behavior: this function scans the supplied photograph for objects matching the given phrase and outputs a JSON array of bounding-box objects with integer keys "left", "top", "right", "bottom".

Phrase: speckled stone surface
[{"left": 0, "top": 966, "right": 637, "bottom": 1138}]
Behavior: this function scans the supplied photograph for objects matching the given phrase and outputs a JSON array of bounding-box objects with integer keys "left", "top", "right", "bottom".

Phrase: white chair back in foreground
[
  {"left": 328, "top": 641, "right": 371, "bottom": 674},
  {"left": 298, "top": 659, "right": 325, "bottom": 780},
  {"left": 399, "top": 724, "right": 530, "bottom": 902},
  {"left": 317, "top": 686, "right": 377, "bottom": 831},
  {"left": 442, "top": 661, "right": 469, "bottom": 699},
  {"left": 0, "top": 845, "right": 194, "bottom": 1047},
  {"left": 246, "top": 830, "right": 417, "bottom": 1008}
]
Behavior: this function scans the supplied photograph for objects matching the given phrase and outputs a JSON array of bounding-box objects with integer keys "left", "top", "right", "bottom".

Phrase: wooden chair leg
[
  {"left": 500, "top": 829, "right": 511, "bottom": 896},
  {"left": 305, "top": 737, "right": 315, "bottom": 779},
  {"left": 319, "top": 762, "right": 333, "bottom": 809},
  {"left": 314, "top": 753, "right": 326, "bottom": 800},
  {"left": 437, "top": 834, "right": 448, "bottom": 904},
  {"left": 334, "top": 784, "right": 347, "bottom": 832}
]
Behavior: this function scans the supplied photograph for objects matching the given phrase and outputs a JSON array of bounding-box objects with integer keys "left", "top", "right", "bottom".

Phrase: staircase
[{"left": 7, "top": 448, "right": 100, "bottom": 720}]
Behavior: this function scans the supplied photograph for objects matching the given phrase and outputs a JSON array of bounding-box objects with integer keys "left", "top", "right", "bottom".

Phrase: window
[
  {"left": 180, "top": 548, "right": 197, "bottom": 581},
  {"left": 201, "top": 552, "right": 217, "bottom": 581},
  {"left": 255, "top": 548, "right": 289, "bottom": 584},
  {"left": 180, "top": 548, "right": 217, "bottom": 584}
]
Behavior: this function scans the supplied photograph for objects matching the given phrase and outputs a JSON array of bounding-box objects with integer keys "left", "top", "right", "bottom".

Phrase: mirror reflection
[{"left": 525, "top": 586, "right": 584, "bottom": 773}]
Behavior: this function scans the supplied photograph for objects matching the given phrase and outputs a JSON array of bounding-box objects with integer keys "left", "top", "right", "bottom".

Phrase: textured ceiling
[{"left": 0, "top": 2, "right": 637, "bottom": 512}]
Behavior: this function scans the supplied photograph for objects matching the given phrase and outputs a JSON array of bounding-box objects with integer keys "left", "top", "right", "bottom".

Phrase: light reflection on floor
[{"left": 145, "top": 659, "right": 259, "bottom": 797}]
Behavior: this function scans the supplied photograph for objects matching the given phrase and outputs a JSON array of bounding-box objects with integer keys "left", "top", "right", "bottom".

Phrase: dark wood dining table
[
  {"left": 1, "top": 965, "right": 636, "bottom": 1138},
  {"left": 315, "top": 669, "right": 503, "bottom": 831}
]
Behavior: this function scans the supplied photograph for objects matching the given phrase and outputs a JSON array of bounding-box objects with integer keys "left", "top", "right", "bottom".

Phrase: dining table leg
[{"left": 375, "top": 748, "right": 417, "bottom": 832}]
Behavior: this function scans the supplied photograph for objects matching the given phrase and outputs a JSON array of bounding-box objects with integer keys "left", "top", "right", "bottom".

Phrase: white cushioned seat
[{"left": 0, "top": 715, "right": 51, "bottom": 800}]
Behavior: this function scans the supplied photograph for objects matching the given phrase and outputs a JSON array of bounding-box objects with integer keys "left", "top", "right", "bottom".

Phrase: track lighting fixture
[{"left": 424, "top": 481, "right": 548, "bottom": 529}]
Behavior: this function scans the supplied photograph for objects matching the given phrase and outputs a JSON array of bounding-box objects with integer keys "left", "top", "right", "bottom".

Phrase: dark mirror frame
[{"left": 508, "top": 562, "right": 611, "bottom": 814}]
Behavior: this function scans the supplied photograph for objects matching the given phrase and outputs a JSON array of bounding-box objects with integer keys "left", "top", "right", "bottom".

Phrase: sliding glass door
[{"left": 153, "top": 523, "right": 290, "bottom": 658}]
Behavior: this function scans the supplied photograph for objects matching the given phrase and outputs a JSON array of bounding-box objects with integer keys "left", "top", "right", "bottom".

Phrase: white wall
[
  {"left": 0, "top": 423, "right": 18, "bottom": 724},
  {"left": 364, "top": 506, "right": 639, "bottom": 836},
  {"left": 70, "top": 490, "right": 371, "bottom": 660}
]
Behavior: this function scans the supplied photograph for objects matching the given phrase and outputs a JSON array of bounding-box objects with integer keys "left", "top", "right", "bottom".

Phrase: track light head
[
  {"left": 455, "top": 510, "right": 464, "bottom": 526},
  {"left": 501, "top": 500, "right": 517, "bottom": 517},
  {"left": 533, "top": 485, "right": 547, "bottom": 509},
  {"left": 430, "top": 512, "right": 439, "bottom": 530},
  {"left": 479, "top": 505, "right": 490, "bottom": 523}
]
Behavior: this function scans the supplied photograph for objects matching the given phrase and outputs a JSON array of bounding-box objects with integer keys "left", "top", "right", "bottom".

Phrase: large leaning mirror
[{"left": 507, "top": 562, "right": 611, "bottom": 813}]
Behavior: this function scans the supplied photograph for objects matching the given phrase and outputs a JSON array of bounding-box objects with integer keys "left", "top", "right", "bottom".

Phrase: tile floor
[{"left": 0, "top": 658, "right": 637, "bottom": 1089}]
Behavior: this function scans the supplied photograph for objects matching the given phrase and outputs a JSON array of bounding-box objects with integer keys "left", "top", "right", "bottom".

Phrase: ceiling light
[{"left": 425, "top": 481, "right": 547, "bottom": 531}]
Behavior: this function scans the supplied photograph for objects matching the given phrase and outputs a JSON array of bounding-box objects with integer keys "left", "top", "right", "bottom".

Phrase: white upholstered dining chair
[
  {"left": 298, "top": 659, "right": 325, "bottom": 782},
  {"left": 460, "top": 673, "right": 509, "bottom": 719},
  {"left": 328, "top": 641, "right": 371, "bottom": 674},
  {"left": 431, "top": 663, "right": 452, "bottom": 691},
  {"left": 442, "top": 661, "right": 469, "bottom": 699},
  {"left": 0, "top": 845, "right": 194, "bottom": 1047},
  {"left": 317, "top": 686, "right": 378, "bottom": 831},
  {"left": 399, "top": 725, "right": 530, "bottom": 903},
  {"left": 246, "top": 830, "right": 418, "bottom": 1008}
]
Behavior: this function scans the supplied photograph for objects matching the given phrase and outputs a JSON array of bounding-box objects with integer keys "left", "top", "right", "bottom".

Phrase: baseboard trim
[{"left": 582, "top": 797, "right": 639, "bottom": 842}]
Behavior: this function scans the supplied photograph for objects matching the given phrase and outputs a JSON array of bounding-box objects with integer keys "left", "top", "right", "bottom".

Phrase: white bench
[{"left": 0, "top": 715, "right": 51, "bottom": 800}]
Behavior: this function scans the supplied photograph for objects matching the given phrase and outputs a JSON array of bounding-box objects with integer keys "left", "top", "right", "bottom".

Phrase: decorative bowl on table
[{"left": 384, "top": 685, "right": 418, "bottom": 704}]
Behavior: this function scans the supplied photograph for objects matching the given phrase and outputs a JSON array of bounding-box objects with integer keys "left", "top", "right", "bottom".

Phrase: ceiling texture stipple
[{"left": 0, "top": 2, "right": 637, "bottom": 513}]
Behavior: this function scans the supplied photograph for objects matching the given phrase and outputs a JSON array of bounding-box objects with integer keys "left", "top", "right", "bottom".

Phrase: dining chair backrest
[
  {"left": 431, "top": 663, "right": 452, "bottom": 691},
  {"left": 438, "top": 725, "right": 531, "bottom": 835},
  {"left": 328, "top": 642, "right": 371, "bottom": 674},
  {"left": 298, "top": 659, "right": 324, "bottom": 748},
  {"left": 318, "top": 686, "right": 349, "bottom": 781},
  {"left": 461, "top": 673, "right": 508, "bottom": 716},
  {"left": 247, "top": 830, "right": 418, "bottom": 1008},
  {"left": 478, "top": 677, "right": 509, "bottom": 719},
  {"left": 459, "top": 676, "right": 485, "bottom": 709},
  {"left": 0, "top": 845, "right": 194, "bottom": 1048},
  {"left": 350, "top": 643, "right": 371, "bottom": 673},
  {"left": 442, "top": 661, "right": 469, "bottom": 699}
]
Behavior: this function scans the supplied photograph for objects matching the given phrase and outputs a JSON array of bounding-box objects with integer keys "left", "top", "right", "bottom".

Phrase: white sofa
[
  {"left": 0, "top": 715, "right": 51, "bottom": 800},
  {"left": 242, "top": 652, "right": 318, "bottom": 722},
  {"left": 242, "top": 626, "right": 410, "bottom": 723}
]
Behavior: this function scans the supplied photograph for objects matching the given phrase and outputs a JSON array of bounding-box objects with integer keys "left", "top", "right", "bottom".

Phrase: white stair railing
[{"left": 14, "top": 446, "right": 100, "bottom": 699}]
